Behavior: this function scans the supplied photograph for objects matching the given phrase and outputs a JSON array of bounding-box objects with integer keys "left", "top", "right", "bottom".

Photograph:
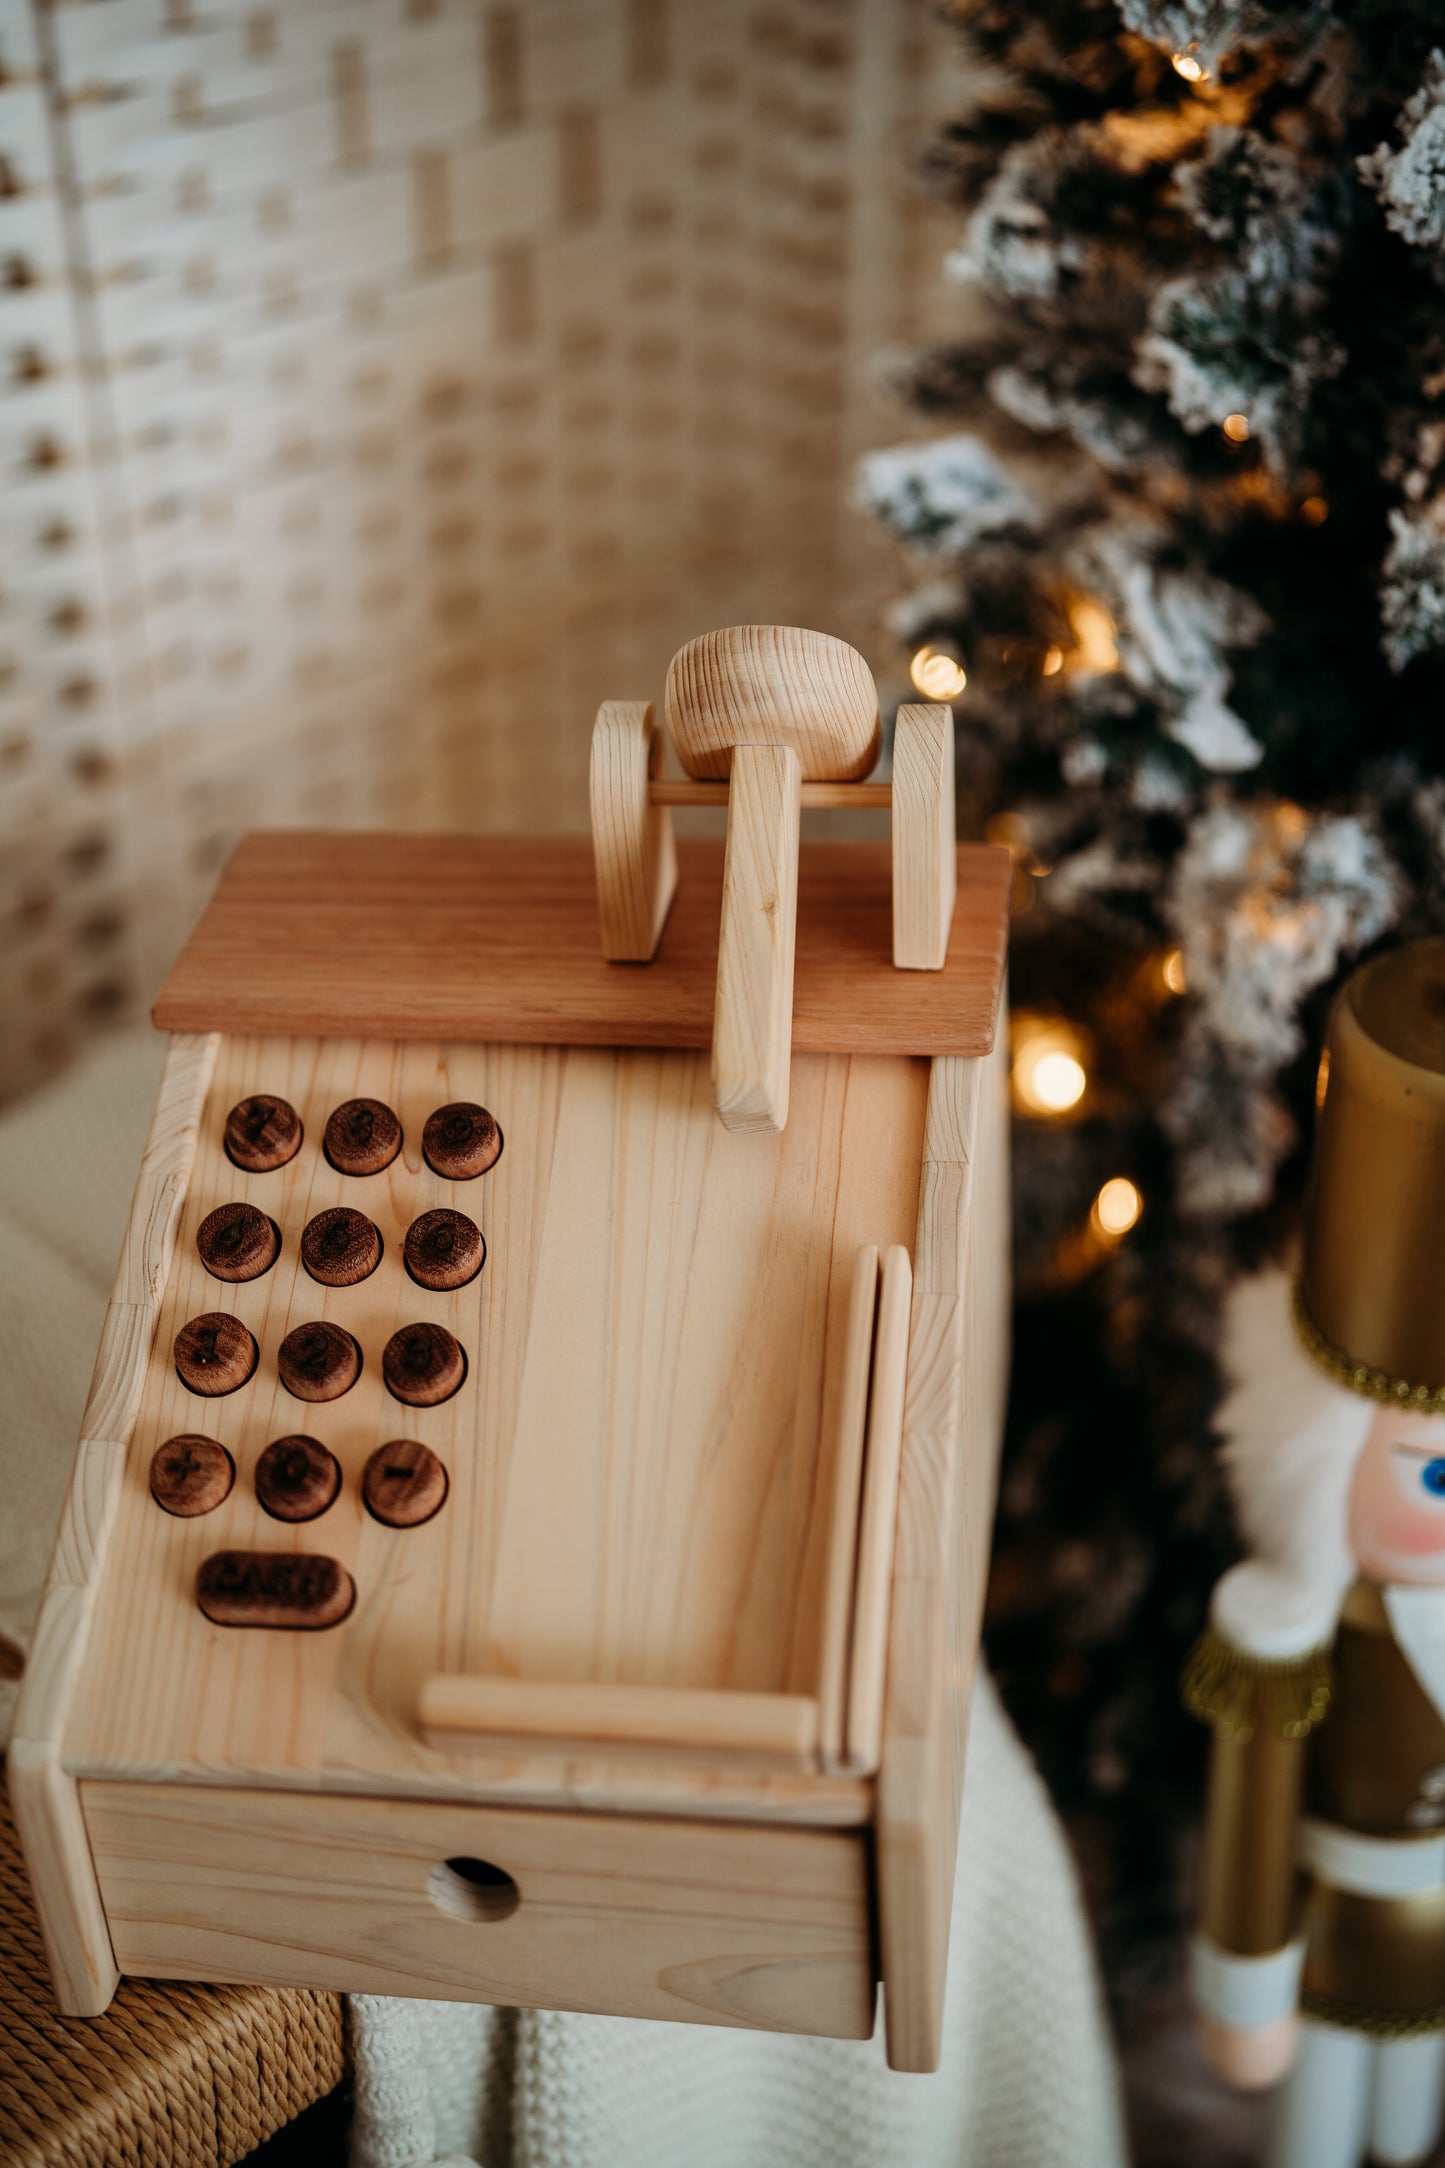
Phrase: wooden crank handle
[{"left": 712, "top": 744, "right": 802, "bottom": 1135}]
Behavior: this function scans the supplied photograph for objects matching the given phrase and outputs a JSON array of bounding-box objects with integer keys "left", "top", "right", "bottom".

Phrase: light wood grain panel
[
  {"left": 652, "top": 780, "right": 894, "bottom": 810},
  {"left": 63, "top": 1038, "right": 926, "bottom": 1820},
  {"left": 891, "top": 705, "right": 956, "bottom": 972},
  {"left": 590, "top": 700, "right": 677, "bottom": 961},
  {"left": 85, "top": 1782, "right": 876, "bottom": 2040},
  {"left": 877, "top": 1021, "right": 1011, "bottom": 2071},
  {"left": 713, "top": 745, "right": 801, "bottom": 1133},
  {"left": 152, "top": 835, "right": 1011, "bottom": 1060},
  {"left": 10, "top": 1034, "right": 216, "bottom": 2015}
]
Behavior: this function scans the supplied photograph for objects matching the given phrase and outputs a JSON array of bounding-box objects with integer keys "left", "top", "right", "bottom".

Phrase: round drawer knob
[
  {"left": 224, "top": 1095, "right": 302, "bottom": 1173},
  {"left": 278, "top": 1320, "right": 363, "bottom": 1402},
  {"left": 174, "top": 1312, "right": 258, "bottom": 1397},
  {"left": 404, "top": 1208, "right": 484, "bottom": 1291},
  {"left": 362, "top": 1439, "right": 449, "bottom": 1528},
  {"left": 150, "top": 1434, "right": 234, "bottom": 1517},
  {"left": 301, "top": 1206, "right": 382, "bottom": 1287},
  {"left": 324, "top": 1098, "right": 402, "bottom": 1176},
  {"left": 383, "top": 1321, "right": 467, "bottom": 1406},
  {"left": 197, "top": 1201, "right": 281, "bottom": 1282}
]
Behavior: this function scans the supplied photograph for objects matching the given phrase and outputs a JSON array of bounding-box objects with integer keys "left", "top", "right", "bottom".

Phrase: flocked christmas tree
[{"left": 860, "top": 0, "right": 1445, "bottom": 2003}]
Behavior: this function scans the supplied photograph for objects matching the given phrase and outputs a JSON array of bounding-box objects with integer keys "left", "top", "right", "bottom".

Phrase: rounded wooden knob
[
  {"left": 197, "top": 1550, "right": 354, "bottom": 1630},
  {"left": 197, "top": 1202, "right": 281, "bottom": 1283},
  {"left": 664, "top": 625, "right": 880, "bottom": 782},
  {"left": 255, "top": 1435, "right": 341, "bottom": 1523},
  {"left": 383, "top": 1321, "right": 467, "bottom": 1407},
  {"left": 174, "top": 1312, "right": 258, "bottom": 1397},
  {"left": 324, "top": 1098, "right": 402, "bottom": 1176},
  {"left": 422, "top": 1102, "right": 501, "bottom": 1181},
  {"left": 404, "top": 1208, "right": 484, "bottom": 1291},
  {"left": 150, "top": 1434, "right": 234, "bottom": 1517},
  {"left": 301, "top": 1206, "right": 382, "bottom": 1287},
  {"left": 224, "top": 1095, "right": 302, "bottom": 1173},
  {"left": 278, "top": 1320, "right": 363, "bottom": 1402},
  {"left": 362, "top": 1439, "right": 449, "bottom": 1528}
]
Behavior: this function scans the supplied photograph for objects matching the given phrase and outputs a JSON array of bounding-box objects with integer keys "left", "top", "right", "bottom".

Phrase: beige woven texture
[
  {"left": 0, "top": 0, "right": 960, "bottom": 1102},
  {"left": 0, "top": 1778, "right": 345, "bottom": 2168}
]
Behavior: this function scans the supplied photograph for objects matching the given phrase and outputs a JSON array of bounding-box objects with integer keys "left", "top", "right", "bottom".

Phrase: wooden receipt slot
[{"left": 11, "top": 622, "right": 1009, "bottom": 2077}]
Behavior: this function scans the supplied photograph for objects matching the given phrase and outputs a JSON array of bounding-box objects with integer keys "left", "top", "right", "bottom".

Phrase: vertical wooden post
[
  {"left": 892, "top": 703, "right": 956, "bottom": 971},
  {"left": 590, "top": 700, "right": 677, "bottom": 960}
]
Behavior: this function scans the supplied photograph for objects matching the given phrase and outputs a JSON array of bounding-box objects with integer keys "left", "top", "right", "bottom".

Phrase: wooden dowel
[
  {"left": 845, "top": 1242, "right": 913, "bottom": 1774},
  {"left": 418, "top": 1675, "right": 822, "bottom": 1771},
  {"left": 650, "top": 778, "right": 892, "bottom": 810}
]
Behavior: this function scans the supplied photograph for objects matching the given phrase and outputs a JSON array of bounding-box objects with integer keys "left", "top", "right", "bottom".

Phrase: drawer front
[{"left": 82, "top": 1782, "right": 876, "bottom": 2040}]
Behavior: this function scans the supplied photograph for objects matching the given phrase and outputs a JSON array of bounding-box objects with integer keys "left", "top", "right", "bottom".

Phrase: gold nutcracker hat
[{"left": 1296, "top": 937, "right": 1445, "bottom": 1413}]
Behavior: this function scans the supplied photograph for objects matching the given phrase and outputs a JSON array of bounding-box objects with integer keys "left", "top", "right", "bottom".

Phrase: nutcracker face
[{"left": 1349, "top": 1408, "right": 1445, "bottom": 1583}]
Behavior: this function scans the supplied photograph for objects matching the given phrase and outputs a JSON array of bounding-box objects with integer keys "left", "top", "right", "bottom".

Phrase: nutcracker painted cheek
[{"left": 1349, "top": 1413, "right": 1445, "bottom": 1584}]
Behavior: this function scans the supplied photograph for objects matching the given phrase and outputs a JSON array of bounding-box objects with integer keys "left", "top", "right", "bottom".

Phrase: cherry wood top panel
[{"left": 152, "top": 834, "right": 1010, "bottom": 1057}]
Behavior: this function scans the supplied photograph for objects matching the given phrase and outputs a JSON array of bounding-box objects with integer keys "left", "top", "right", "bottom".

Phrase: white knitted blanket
[{"left": 0, "top": 1031, "right": 1126, "bottom": 2168}]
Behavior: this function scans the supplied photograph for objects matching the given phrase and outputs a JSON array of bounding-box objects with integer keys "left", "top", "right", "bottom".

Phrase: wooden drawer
[{"left": 82, "top": 1782, "right": 877, "bottom": 2040}]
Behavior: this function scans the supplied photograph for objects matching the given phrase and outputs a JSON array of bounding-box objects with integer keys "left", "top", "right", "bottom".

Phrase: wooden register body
[{"left": 11, "top": 833, "right": 1011, "bottom": 2074}]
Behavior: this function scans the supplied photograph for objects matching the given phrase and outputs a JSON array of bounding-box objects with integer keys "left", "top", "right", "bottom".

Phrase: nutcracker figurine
[{"left": 1189, "top": 937, "right": 1445, "bottom": 2168}]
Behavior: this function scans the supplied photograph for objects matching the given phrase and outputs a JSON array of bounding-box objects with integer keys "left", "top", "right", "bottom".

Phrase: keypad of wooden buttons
[{"left": 154, "top": 1079, "right": 499, "bottom": 1630}]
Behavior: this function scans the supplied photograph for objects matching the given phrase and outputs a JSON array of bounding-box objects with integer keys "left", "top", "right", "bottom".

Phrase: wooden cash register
[{"left": 11, "top": 627, "right": 1010, "bottom": 2073}]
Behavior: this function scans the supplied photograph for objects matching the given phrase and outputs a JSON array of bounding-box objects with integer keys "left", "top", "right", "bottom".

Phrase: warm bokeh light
[
  {"left": 1161, "top": 947, "right": 1187, "bottom": 995},
  {"left": 1093, "top": 1177, "right": 1143, "bottom": 1238},
  {"left": 1301, "top": 495, "right": 1329, "bottom": 525},
  {"left": 1316, "top": 1047, "right": 1331, "bottom": 1108},
  {"left": 1223, "top": 412, "right": 1250, "bottom": 443},
  {"left": 910, "top": 645, "right": 967, "bottom": 700},
  {"left": 1068, "top": 597, "right": 1119, "bottom": 673},
  {"left": 1041, "top": 643, "right": 1064, "bottom": 676},
  {"left": 1012, "top": 1016, "right": 1089, "bottom": 1115},
  {"left": 1171, "top": 51, "right": 1206, "bottom": 80}
]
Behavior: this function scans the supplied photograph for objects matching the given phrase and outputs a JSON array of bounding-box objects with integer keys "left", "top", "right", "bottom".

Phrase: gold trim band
[
  {"left": 1182, "top": 1629, "right": 1333, "bottom": 1743},
  {"left": 1302, "top": 1987, "right": 1445, "bottom": 2039},
  {"left": 1291, "top": 1278, "right": 1445, "bottom": 1416}
]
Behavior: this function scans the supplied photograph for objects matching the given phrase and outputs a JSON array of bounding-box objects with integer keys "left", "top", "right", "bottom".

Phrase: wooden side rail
[{"left": 417, "top": 1677, "right": 822, "bottom": 1772}]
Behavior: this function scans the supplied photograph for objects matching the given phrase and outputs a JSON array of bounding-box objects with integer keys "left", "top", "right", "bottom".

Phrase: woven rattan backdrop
[{"left": 0, "top": 0, "right": 957, "bottom": 1100}]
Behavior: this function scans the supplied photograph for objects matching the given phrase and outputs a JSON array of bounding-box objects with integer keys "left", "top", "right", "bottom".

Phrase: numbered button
[
  {"left": 278, "top": 1321, "right": 362, "bottom": 1402},
  {"left": 383, "top": 1322, "right": 466, "bottom": 1406},
  {"left": 175, "top": 1313, "right": 258, "bottom": 1397},
  {"left": 256, "top": 1435, "right": 341, "bottom": 1523}
]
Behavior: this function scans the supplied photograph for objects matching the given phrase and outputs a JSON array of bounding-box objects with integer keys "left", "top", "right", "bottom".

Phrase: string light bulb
[
  {"left": 1067, "top": 598, "right": 1119, "bottom": 673},
  {"left": 1041, "top": 644, "right": 1064, "bottom": 676},
  {"left": 1301, "top": 495, "right": 1329, "bottom": 525},
  {"left": 1222, "top": 413, "right": 1250, "bottom": 443},
  {"left": 1171, "top": 50, "right": 1207, "bottom": 80},
  {"left": 910, "top": 645, "right": 967, "bottom": 700},
  {"left": 1092, "top": 1177, "right": 1143, "bottom": 1239},
  {"left": 1161, "top": 947, "right": 1188, "bottom": 995},
  {"left": 1012, "top": 1014, "right": 1089, "bottom": 1116}
]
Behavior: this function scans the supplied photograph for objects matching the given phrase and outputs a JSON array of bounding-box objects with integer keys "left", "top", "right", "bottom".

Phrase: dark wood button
[
  {"left": 324, "top": 1098, "right": 401, "bottom": 1176},
  {"left": 278, "top": 1320, "right": 362, "bottom": 1401},
  {"left": 404, "top": 1208, "right": 484, "bottom": 1291},
  {"left": 174, "top": 1312, "right": 258, "bottom": 1397},
  {"left": 224, "top": 1095, "right": 302, "bottom": 1173},
  {"left": 197, "top": 1550, "right": 354, "bottom": 1630},
  {"left": 150, "top": 1434, "right": 234, "bottom": 1517},
  {"left": 197, "top": 1202, "right": 281, "bottom": 1282},
  {"left": 301, "top": 1206, "right": 381, "bottom": 1287},
  {"left": 255, "top": 1435, "right": 341, "bottom": 1523},
  {"left": 383, "top": 1321, "right": 467, "bottom": 1406},
  {"left": 422, "top": 1102, "right": 501, "bottom": 1181},
  {"left": 362, "top": 1440, "right": 449, "bottom": 1528}
]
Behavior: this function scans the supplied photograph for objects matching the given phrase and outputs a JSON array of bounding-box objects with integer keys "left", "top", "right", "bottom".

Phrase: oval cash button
[{"left": 197, "top": 1550, "right": 355, "bottom": 1629}]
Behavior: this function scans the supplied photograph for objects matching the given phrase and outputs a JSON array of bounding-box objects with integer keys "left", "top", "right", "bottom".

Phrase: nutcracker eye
[{"left": 1422, "top": 1459, "right": 1445, "bottom": 1498}]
